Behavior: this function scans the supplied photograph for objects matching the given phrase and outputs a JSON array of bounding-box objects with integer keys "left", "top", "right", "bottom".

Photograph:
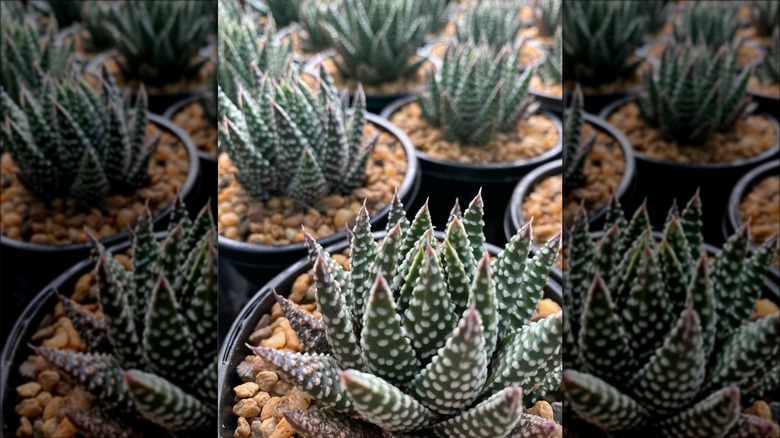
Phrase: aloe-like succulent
[
  {"left": 562, "top": 87, "right": 594, "bottom": 196},
  {"left": 298, "top": 0, "right": 332, "bottom": 53},
  {"left": 758, "top": 27, "right": 780, "bottom": 85},
  {"left": 218, "top": 14, "right": 292, "bottom": 103},
  {"left": 248, "top": 192, "right": 562, "bottom": 436},
  {"left": 1, "top": 68, "right": 154, "bottom": 205},
  {"left": 636, "top": 43, "right": 751, "bottom": 145},
  {"left": 0, "top": 0, "right": 27, "bottom": 22},
  {"left": 672, "top": 1, "right": 739, "bottom": 52},
  {"left": 266, "top": 0, "right": 302, "bottom": 28},
  {"left": 0, "top": 17, "right": 74, "bottom": 102},
  {"left": 456, "top": 0, "right": 524, "bottom": 51},
  {"left": 562, "top": 0, "right": 645, "bottom": 86},
  {"left": 79, "top": 0, "right": 118, "bottom": 52},
  {"left": 418, "top": 41, "right": 536, "bottom": 145},
  {"left": 321, "top": 0, "right": 428, "bottom": 85},
  {"left": 103, "top": 0, "right": 211, "bottom": 87},
  {"left": 33, "top": 199, "right": 217, "bottom": 435},
  {"left": 563, "top": 194, "right": 779, "bottom": 436},
  {"left": 218, "top": 67, "right": 373, "bottom": 206},
  {"left": 535, "top": 0, "right": 562, "bottom": 38},
  {"left": 539, "top": 32, "right": 562, "bottom": 85},
  {"left": 752, "top": 0, "right": 780, "bottom": 37}
]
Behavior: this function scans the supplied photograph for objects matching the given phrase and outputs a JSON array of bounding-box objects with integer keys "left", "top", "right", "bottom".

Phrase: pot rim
[
  {"left": 598, "top": 95, "right": 780, "bottom": 170},
  {"left": 161, "top": 94, "right": 218, "bottom": 164},
  {"left": 0, "top": 231, "right": 169, "bottom": 436},
  {"left": 726, "top": 159, "right": 780, "bottom": 247},
  {"left": 217, "top": 229, "right": 564, "bottom": 436},
  {"left": 216, "top": 113, "right": 420, "bottom": 257},
  {"left": 302, "top": 49, "right": 443, "bottom": 99},
  {"left": 379, "top": 94, "right": 564, "bottom": 175},
  {"left": 0, "top": 113, "right": 200, "bottom": 254}
]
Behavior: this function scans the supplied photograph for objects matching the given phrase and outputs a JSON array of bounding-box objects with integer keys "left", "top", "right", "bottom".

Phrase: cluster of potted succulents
[{"left": 1, "top": 2, "right": 215, "bottom": 437}]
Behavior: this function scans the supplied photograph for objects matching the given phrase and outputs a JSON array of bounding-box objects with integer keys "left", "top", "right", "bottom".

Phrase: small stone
[
  {"left": 272, "top": 380, "right": 293, "bottom": 396},
  {"left": 17, "top": 416, "right": 33, "bottom": 437},
  {"left": 233, "top": 399, "right": 261, "bottom": 418},
  {"left": 235, "top": 382, "right": 260, "bottom": 398},
  {"left": 37, "top": 371, "right": 60, "bottom": 392},
  {"left": 260, "top": 418, "right": 278, "bottom": 438},
  {"left": 333, "top": 208, "right": 353, "bottom": 230},
  {"left": 253, "top": 391, "right": 271, "bottom": 408},
  {"left": 15, "top": 398, "right": 42, "bottom": 417},
  {"left": 16, "top": 382, "right": 42, "bottom": 398},
  {"left": 745, "top": 400, "right": 772, "bottom": 420},
  {"left": 235, "top": 416, "right": 251, "bottom": 438},
  {"left": 42, "top": 417, "right": 58, "bottom": 437},
  {"left": 53, "top": 417, "right": 78, "bottom": 438},
  {"left": 42, "top": 330, "right": 68, "bottom": 349},
  {"left": 260, "top": 331, "right": 286, "bottom": 349},
  {"left": 285, "top": 389, "right": 311, "bottom": 411},
  {"left": 281, "top": 213, "right": 304, "bottom": 228},
  {"left": 526, "top": 400, "right": 554, "bottom": 421},
  {"left": 261, "top": 397, "right": 283, "bottom": 420},
  {"left": 250, "top": 419, "right": 264, "bottom": 438},
  {"left": 237, "top": 359, "right": 259, "bottom": 383},
  {"left": 268, "top": 418, "right": 296, "bottom": 438},
  {"left": 249, "top": 327, "right": 274, "bottom": 345},
  {"left": 116, "top": 209, "right": 137, "bottom": 230},
  {"left": 255, "top": 371, "right": 279, "bottom": 392},
  {"left": 43, "top": 396, "right": 64, "bottom": 420},
  {"left": 552, "top": 402, "right": 562, "bottom": 424},
  {"left": 2, "top": 211, "right": 21, "bottom": 227},
  {"left": 535, "top": 299, "right": 561, "bottom": 318},
  {"left": 221, "top": 212, "right": 240, "bottom": 227}
]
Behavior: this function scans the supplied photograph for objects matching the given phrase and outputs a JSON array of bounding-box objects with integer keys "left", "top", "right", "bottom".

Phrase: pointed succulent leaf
[
  {"left": 431, "top": 386, "right": 524, "bottom": 438},
  {"left": 385, "top": 188, "right": 410, "bottom": 233},
  {"left": 403, "top": 244, "right": 457, "bottom": 362},
  {"left": 483, "top": 313, "right": 562, "bottom": 398},
  {"left": 275, "top": 291, "right": 331, "bottom": 354},
  {"left": 654, "top": 387, "right": 741, "bottom": 437},
  {"left": 731, "top": 414, "right": 779, "bottom": 438},
  {"left": 562, "top": 370, "right": 648, "bottom": 432},
  {"left": 249, "top": 346, "right": 354, "bottom": 412},
  {"left": 284, "top": 408, "right": 383, "bottom": 438},
  {"left": 444, "top": 216, "right": 477, "bottom": 281},
  {"left": 578, "top": 276, "right": 636, "bottom": 384},
  {"left": 468, "top": 253, "right": 499, "bottom": 359},
  {"left": 130, "top": 208, "right": 161, "bottom": 335},
  {"left": 340, "top": 370, "right": 434, "bottom": 432},
  {"left": 731, "top": 236, "right": 778, "bottom": 329},
  {"left": 370, "top": 223, "right": 403, "bottom": 291},
  {"left": 56, "top": 292, "right": 108, "bottom": 351},
  {"left": 123, "top": 370, "right": 211, "bottom": 432},
  {"left": 349, "top": 205, "right": 378, "bottom": 321},
  {"left": 508, "top": 414, "right": 557, "bottom": 438},
  {"left": 360, "top": 273, "right": 420, "bottom": 384},
  {"left": 493, "top": 222, "right": 532, "bottom": 335},
  {"left": 33, "top": 348, "right": 134, "bottom": 413},
  {"left": 409, "top": 308, "right": 487, "bottom": 416},
  {"left": 515, "top": 234, "right": 560, "bottom": 328},
  {"left": 313, "top": 254, "right": 363, "bottom": 370},
  {"left": 707, "top": 313, "right": 780, "bottom": 394},
  {"left": 442, "top": 239, "right": 472, "bottom": 317},
  {"left": 143, "top": 275, "right": 199, "bottom": 383},
  {"left": 629, "top": 307, "right": 706, "bottom": 415},
  {"left": 710, "top": 223, "right": 750, "bottom": 335},
  {"left": 462, "top": 191, "right": 486, "bottom": 265}
]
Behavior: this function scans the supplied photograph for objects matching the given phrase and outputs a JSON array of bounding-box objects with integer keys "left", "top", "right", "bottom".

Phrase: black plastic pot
[
  {"left": 217, "top": 114, "right": 420, "bottom": 338},
  {"left": 530, "top": 87, "right": 563, "bottom": 117},
  {"left": 381, "top": 95, "right": 563, "bottom": 248},
  {"left": 747, "top": 88, "right": 779, "bottom": 115},
  {"left": 0, "top": 232, "right": 215, "bottom": 437},
  {"left": 217, "top": 230, "right": 563, "bottom": 438},
  {"left": 85, "top": 50, "right": 213, "bottom": 115},
  {"left": 723, "top": 159, "right": 780, "bottom": 287},
  {"left": 600, "top": 96, "right": 780, "bottom": 247},
  {"left": 303, "top": 49, "right": 441, "bottom": 114},
  {"left": 0, "top": 114, "right": 200, "bottom": 349},
  {"left": 162, "top": 95, "right": 218, "bottom": 219}
]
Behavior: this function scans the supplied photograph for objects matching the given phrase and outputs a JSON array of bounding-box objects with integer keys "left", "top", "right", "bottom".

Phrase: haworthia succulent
[{"left": 247, "top": 193, "right": 560, "bottom": 436}]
